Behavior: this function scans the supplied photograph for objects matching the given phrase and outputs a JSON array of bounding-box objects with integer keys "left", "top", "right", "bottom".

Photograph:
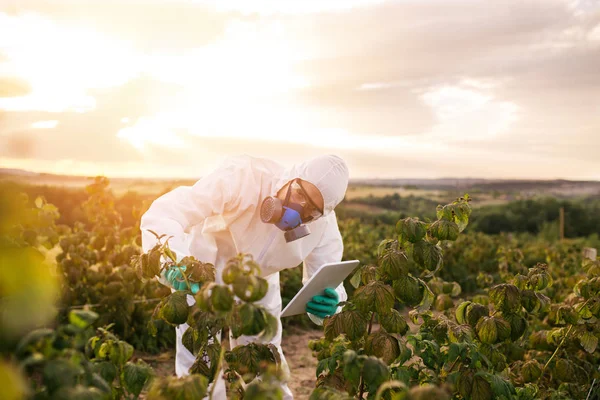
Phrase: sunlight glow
[
  {"left": 31, "top": 120, "right": 59, "bottom": 129},
  {"left": 145, "top": 20, "right": 309, "bottom": 97},
  {"left": 117, "top": 19, "right": 312, "bottom": 151},
  {"left": 0, "top": 12, "right": 140, "bottom": 112},
  {"left": 117, "top": 117, "right": 186, "bottom": 150}
]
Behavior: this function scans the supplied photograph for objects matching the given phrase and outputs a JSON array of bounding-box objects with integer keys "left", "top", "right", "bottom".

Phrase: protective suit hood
[{"left": 273, "top": 155, "right": 349, "bottom": 216}]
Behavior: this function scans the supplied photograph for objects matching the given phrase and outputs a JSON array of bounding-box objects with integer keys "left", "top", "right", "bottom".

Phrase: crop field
[{"left": 2, "top": 174, "right": 600, "bottom": 400}]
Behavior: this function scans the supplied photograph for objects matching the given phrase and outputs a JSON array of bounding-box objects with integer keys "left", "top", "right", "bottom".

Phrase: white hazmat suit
[{"left": 140, "top": 154, "right": 350, "bottom": 399}]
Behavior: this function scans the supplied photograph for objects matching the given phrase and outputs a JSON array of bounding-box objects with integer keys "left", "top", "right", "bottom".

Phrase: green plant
[
  {"left": 55, "top": 177, "right": 174, "bottom": 352},
  {"left": 133, "top": 233, "right": 285, "bottom": 398},
  {"left": 1, "top": 187, "right": 153, "bottom": 399},
  {"left": 308, "top": 194, "right": 600, "bottom": 399}
]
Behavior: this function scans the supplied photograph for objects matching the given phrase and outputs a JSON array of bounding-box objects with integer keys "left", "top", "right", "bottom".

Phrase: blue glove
[
  {"left": 165, "top": 266, "right": 200, "bottom": 294},
  {"left": 306, "top": 288, "right": 339, "bottom": 318}
]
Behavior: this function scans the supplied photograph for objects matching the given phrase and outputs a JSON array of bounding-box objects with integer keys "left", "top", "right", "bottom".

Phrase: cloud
[{"left": 419, "top": 83, "right": 519, "bottom": 140}]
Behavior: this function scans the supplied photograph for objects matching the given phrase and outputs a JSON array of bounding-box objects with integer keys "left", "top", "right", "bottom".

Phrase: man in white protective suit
[{"left": 140, "top": 154, "right": 350, "bottom": 399}]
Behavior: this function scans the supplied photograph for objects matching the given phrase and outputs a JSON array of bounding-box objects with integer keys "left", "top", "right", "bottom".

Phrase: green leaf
[
  {"left": 181, "top": 326, "right": 208, "bottom": 355},
  {"left": 494, "top": 317, "right": 511, "bottom": 342},
  {"left": 504, "top": 314, "right": 527, "bottom": 341},
  {"left": 324, "top": 310, "right": 368, "bottom": 341},
  {"left": 317, "top": 358, "right": 330, "bottom": 377},
  {"left": 521, "top": 360, "right": 542, "bottom": 383},
  {"left": 437, "top": 201, "right": 472, "bottom": 232},
  {"left": 54, "top": 386, "right": 105, "bottom": 400},
  {"left": 189, "top": 354, "right": 211, "bottom": 377},
  {"left": 479, "top": 344, "right": 507, "bottom": 372},
  {"left": 210, "top": 285, "right": 234, "bottom": 312},
  {"left": 412, "top": 241, "right": 443, "bottom": 271},
  {"left": 415, "top": 279, "right": 435, "bottom": 314},
  {"left": 489, "top": 284, "right": 521, "bottom": 314},
  {"left": 353, "top": 281, "right": 395, "bottom": 315},
  {"left": 310, "top": 386, "right": 353, "bottom": 400},
  {"left": 379, "top": 309, "right": 409, "bottom": 335},
  {"left": 455, "top": 301, "right": 471, "bottom": 325},
  {"left": 123, "top": 360, "right": 153, "bottom": 397},
  {"left": 579, "top": 331, "right": 598, "bottom": 353},
  {"left": 520, "top": 290, "right": 539, "bottom": 313},
  {"left": 577, "top": 302, "right": 594, "bottom": 319},
  {"left": 374, "top": 381, "right": 407, "bottom": 400},
  {"left": 405, "top": 384, "right": 450, "bottom": 400},
  {"left": 238, "top": 303, "right": 267, "bottom": 337},
  {"left": 378, "top": 248, "right": 409, "bottom": 280},
  {"left": 145, "top": 245, "right": 162, "bottom": 279},
  {"left": 349, "top": 267, "right": 362, "bottom": 289},
  {"left": 449, "top": 324, "right": 473, "bottom": 343},
  {"left": 109, "top": 340, "right": 134, "bottom": 366},
  {"left": 43, "top": 359, "right": 83, "bottom": 394},
  {"left": 232, "top": 274, "right": 268, "bottom": 303},
  {"left": 160, "top": 291, "right": 190, "bottom": 325},
  {"left": 476, "top": 317, "right": 498, "bottom": 344},
  {"left": 434, "top": 294, "right": 454, "bottom": 311},
  {"left": 147, "top": 374, "right": 209, "bottom": 400},
  {"left": 429, "top": 219, "right": 459, "bottom": 241},
  {"left": 360, "top": 265, "right": 379, "bottom": 286},
  {"left": 516, "top": 384, "right": 539, "bottom": 400},
  {"left": 342, "top": 350, "right": 361, "bottom": 385},
  {"left": 15, "top": 328, "right": 54, "bottom": 357},
  {"left": 92, "top": 361, "right": 117, "bottom": 384},
  {"left": 457, "top": 370, "right": 474, "bottom": 398},
  {"left": 396, "top": 218, "right": 427, "bottom": 243},
  {"left": 483, "top": 372, "right": 516, "bottom": 398},
  {"left": 226, "top": 343, "right": 275, "bottom": 381},
  {"left": 362, "top": 356, "right": 390, "bottom": 390},
  {"left": 181, "top": 256, "right": 215, "bottom": 284},
  {"left": 89, "top": 373, "right": 111, "bottom": 394},
  {"left": 259, "top": 311, "right": 279, "bottom": 342},
  {"left": 68, "top": 310, "right": 98, "bottom": 330},
  {"left": 393, "top": 275, "right": 424, "bottom": 306},
  {"left": 529, "top": 272, "right": 551, "bottom": 291},
  {"left": 365, "top": 331, "right": 401, "bottom": 364},
  {"left": 471, "top": 374, "right": 493, "bottom": 400}
]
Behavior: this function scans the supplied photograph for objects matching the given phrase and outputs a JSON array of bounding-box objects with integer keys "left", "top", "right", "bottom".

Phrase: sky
[{"left": 0, "top": 0, "right": 599, "bottom": 180}]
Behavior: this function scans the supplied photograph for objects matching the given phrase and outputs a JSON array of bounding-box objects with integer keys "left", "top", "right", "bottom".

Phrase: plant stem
[
  {"left": 209, "top": 344, "right": 226, "bottom": 400},
  {"left": 447, "top": 357, "right": 460, "bottom": 374},
  {"left": 358, "top": 312, "right": 377, "bottom": 399},
  {"left": 538, "top": 299, "right": 590, "bottom": 382},
  {"left": 163, "top": 244, "right": 193, "bottom": 291},
  {"left": 368, "top": 312, "right": 376, "bottom": 334},
  {"left": 540, "top": 324, "right": 573, "bottom": 380},
  {"left": 163, "top": 241, "right": 177, "bottom": 262},
  {"left": 175, "top": 264, "right": 193, "bottom": 291}
]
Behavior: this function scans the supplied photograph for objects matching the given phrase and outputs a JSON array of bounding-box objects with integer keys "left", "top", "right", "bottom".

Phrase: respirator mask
[{"left": 260, "top": 179, "right": 324, "bottom": 243}]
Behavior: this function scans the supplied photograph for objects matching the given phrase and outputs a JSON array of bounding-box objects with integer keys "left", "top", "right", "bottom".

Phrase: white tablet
[{"left": 281, "top": 260, "right": 360, "bottom": 317}]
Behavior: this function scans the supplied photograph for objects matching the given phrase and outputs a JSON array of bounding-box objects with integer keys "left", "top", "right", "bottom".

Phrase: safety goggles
[{"left": 290, "top": 179, "right": 324, "bottom": 222}]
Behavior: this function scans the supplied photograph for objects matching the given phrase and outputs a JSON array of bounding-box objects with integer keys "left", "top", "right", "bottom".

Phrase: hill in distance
[{"left": 2, "top": 167, "right": 599, "bottom": 198}]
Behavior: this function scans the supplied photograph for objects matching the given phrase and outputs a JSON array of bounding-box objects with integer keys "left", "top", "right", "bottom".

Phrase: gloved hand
[
  {"left": 165, "top": 265, "right": 200, "bottom": 294},
  {"left": 306, "top": 287, "right": 339, "bottom": 318}
]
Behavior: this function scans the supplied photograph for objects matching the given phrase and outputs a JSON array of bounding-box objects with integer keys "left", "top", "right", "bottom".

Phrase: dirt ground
[
  {"left": 137, "top": 327, "right": 321, "bottom": 399},
  {"left": 280, "top": 328, "right": 322, "bottom": 399}
]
